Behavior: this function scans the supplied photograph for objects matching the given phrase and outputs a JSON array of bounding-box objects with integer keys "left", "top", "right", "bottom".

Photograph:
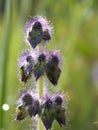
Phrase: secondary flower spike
[{"left": 25, "top": 16, "right": 53, "bottom": 48}]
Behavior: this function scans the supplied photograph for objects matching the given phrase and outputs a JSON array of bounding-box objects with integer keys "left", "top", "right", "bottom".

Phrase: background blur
[{"left": 0, "top": 0, "right": 98, "bottom": 130}]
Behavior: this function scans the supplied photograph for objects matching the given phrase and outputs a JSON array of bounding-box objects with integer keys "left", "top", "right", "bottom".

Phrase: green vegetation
[{"left": 0, "top": 0, "right": 98, "bottom": 130}]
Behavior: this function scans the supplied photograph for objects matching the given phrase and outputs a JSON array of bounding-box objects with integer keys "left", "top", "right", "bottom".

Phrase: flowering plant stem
[{"left": 37, "top": 76, "right": 44, "bottom": 130}]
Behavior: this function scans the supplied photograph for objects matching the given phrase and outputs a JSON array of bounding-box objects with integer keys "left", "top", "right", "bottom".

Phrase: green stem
[
  {"left": 0, "top": 0, "right": 11, "bottom": 128},
  {"left": 37, "top": 76, "right": 43, "bottom": 98},
  {"left": 37, "top": 41, "right": 45, "bottom": 130},
  {"left": 37, "top": 76, "right": 44, "bottom": 130},
  {"left": 38, "top": 118, "right": 44, "bottom": 130}
]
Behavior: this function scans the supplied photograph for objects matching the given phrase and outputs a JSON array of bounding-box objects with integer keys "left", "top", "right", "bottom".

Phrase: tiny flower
[
  {"left": 19, "top": 89, "right": 35, "bottom": 105},
  {"left": 25, "top": 15, "right": 53, "bottom": 48},
  {"left": 46, "top": 50, "right": 62, "bottom": 85},
  {"left": 53, "top": 94, "right": 66, "bottom": 127},
  {"left": 18, "top": 51, "right": 35, "bottom": 83},
  {"left": 34, "top": 53, "right": 46, "bottom": 80},
  {"left": 27, "top": 21, "right": 43, "bottom": 48},
  {"left": 15, "top": 105, "right": 26, "bottom": 121},
  {"left": 27, "top": 100, "right": 40, "bottom": 117},
  {"left": 22, "top": 93, "right": 33, "bottom": 106},
  {"left": 38, "top": 53, "right": 46, "bottom": 62},
  {"left": 41, "top": 97, "right": 54, "bottom": 130},
  {"left": 18, "top": 51, "right": 32, "bottom": 67},
  {"left": 42, "top": 29, "right": 51, "bottom": 40},
  {"left": 49, "top": 50, "right": 62, "bottom": 67},
  {"left": 54, "top": 95, "right": 63, "bottom": 105},
  {"left": 18, "top": 90, "right": 40, "bottom": 117}
]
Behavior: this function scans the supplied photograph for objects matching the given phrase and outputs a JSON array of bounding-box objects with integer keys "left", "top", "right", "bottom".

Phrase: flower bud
[
  {"left": 18, "top": 51, "right": 35, "bottom": 83},
  {"left": 27, "top": 100, "right": 40, "bottom": 117},
  {"left": 15, "top": 105, "right": 26, "bottom": 121},
  {"left": 46, "top": 51, "right": 62, "bottom": 85},
  {"left": 22, "top": 93, "right": 33, "bottom": 106},
  {"left": 53, "top": 94, "right": 66, "bottom": 127},
  {"left": 34, "top": 53, "right": 46, "bottom": 80},
  {"left": 25, "top": 16, "right": 53, "bottom": 48},
  {"left": 41, "top": 97, "right": 54, "bottom": 130}
]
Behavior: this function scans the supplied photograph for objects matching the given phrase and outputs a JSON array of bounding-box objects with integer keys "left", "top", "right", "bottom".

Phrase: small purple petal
[
  {"left": 48, "top": 50, "right": 62, "bottom": 67},
  {"left": 18, "top": 51, "right": 31, "bottom": 67},
  {"left": 18, "top": 89, "right": 38, "bottom": 106},
  {"left": 42, "top": 118, "right": 54, "bottom": 130},
  {"left": 18, "top": 50, "right": 38, "bottom": 68}
]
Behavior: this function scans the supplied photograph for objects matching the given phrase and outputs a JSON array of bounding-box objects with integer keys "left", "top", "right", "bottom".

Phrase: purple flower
[
  {"left": 34, "top": 53, "right": 47, "bottom": 80},
  {"left": 46, "top": 50, "right": 62, "bottom": 85},
  {"left": 17, "top": 90, "right": 40, "bottom": 118},
  {"left": 53, "top": 93, "right": 66, "bottom": 127},
  {"left": 41, "top": 96, "right": 54, "bottom": 130},
  {"left": 18, "top": 50, "right": 37, "bottom": 68},
  {"left": 22, "top": 93, "right": 33, "bottom": 106},
  {"left": 25, "top": 15, "right": 53, "bottom": 48},
  {"left": 18, "top": 51, "right": 37, "bottom": 83},
  {"left": 48, "top": 50, "right": 62, "bottom": 67},
  {"left": 28, "top": 99, "right": 40, "bottom": 117},
  {"left": 18, "top": 89, "right": 37, "bottom": 104}
]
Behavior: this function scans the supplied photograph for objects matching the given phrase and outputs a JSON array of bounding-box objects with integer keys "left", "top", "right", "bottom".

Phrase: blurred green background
[{"left": 0, "top": 0, "right": 98, "bottom": 130}]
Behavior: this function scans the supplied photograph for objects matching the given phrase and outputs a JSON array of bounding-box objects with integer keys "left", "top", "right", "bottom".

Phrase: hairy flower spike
[
  {"left": 25, "top": 16, "right": 53, "bottom": 48},
  {"left": 16, "top": 15, "right": 66, "bottom": 130}
]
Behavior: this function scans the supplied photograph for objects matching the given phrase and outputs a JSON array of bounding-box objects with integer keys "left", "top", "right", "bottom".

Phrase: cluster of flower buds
[
  {"left": 16, "top": 15, "right": 66, "bottom": 130},
  {"left": 19, "top": 50, "right": 61, "bottom": 85},
  {"left": 41, "top": 94, "right": 66, "bottom": 130},
  {"left": 15, "top": 91, "right": 66, "bottom": 130},
  {"left": 25, "top": 16, "right": 53, "bottom": 48},
  {"left": 15, "top": 90, "right": 40, "bottom": 120}
]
